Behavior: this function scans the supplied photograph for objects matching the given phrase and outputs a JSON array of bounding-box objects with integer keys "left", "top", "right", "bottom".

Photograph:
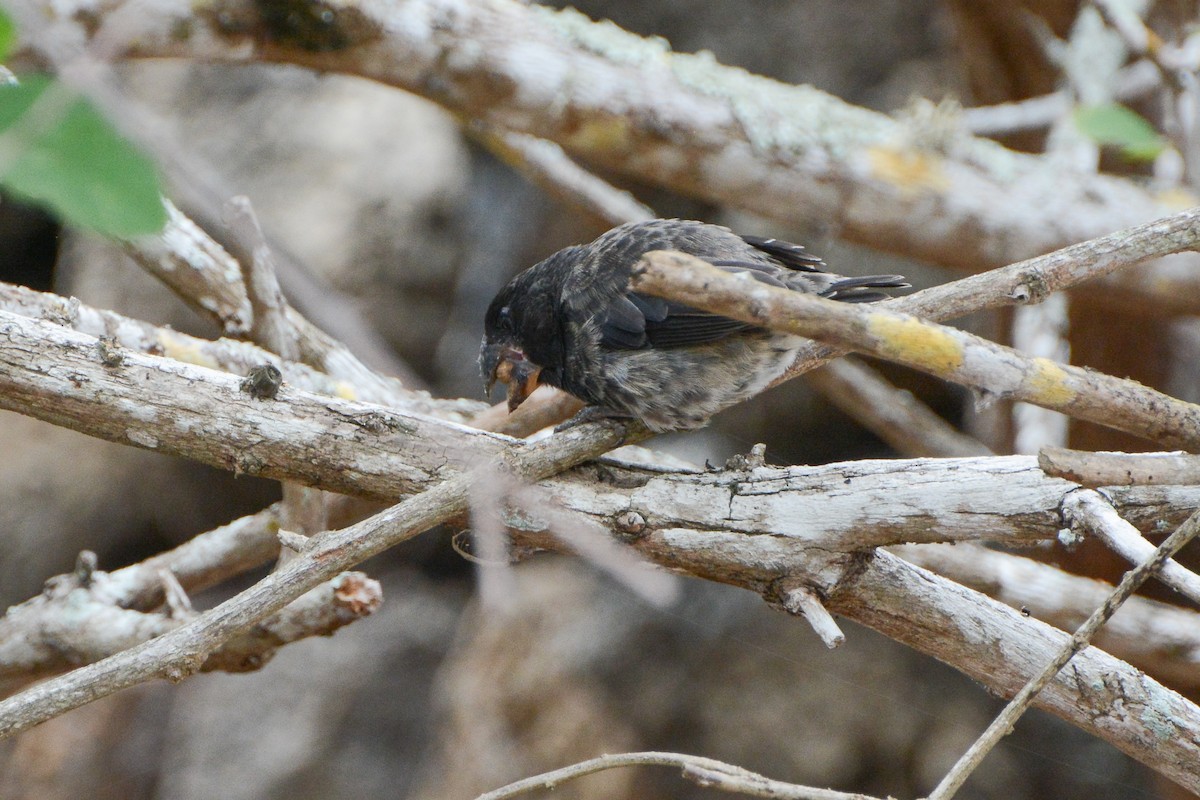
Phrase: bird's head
[
  {"left": 480, "top": 284, "right": 544, "bottom": 413},
  {"left": 480, "top": 249, "right": 579, "bottom": 413}
]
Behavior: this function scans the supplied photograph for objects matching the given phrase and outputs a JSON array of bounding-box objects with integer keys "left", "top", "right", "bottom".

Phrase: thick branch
[
  {"left": 13, "top": 0, "right": 1180, "bottom": 275},
  {"left": 0, "top": 281, "right": 482, "bottom": 421},
  {"left": 828, "top": 550, "right": 1200, "bottom": 794},
  {"left": 0, "top": 309, "right": 499, "bottom": 499},
  {"left": 927, "top": 507, "right": 1200, "bottom": 800},
  {"left": 4, "top": 315, "right": 1199, "bottom": 544}
]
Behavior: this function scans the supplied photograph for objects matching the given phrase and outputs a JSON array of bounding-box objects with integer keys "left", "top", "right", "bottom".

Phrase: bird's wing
[
  {"left": 599, "top": 260, "right": 783, "bottom": 350},
  {"left": 741, "top": 234, "right": 824, "bottom": 272},
  {"left": 597, "top": 236, "right": 907, "bottom": 350}
]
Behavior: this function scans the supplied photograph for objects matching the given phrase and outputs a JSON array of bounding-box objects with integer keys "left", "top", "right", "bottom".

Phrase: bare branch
[
  {"left": 0, "top": 280, "right": 484, "bottom": 420},
  {"left": 223, "top": 195, "right": 300, "bottom": 361},
  {"left": 473, "top": 125, "right": 655, "bottom": 227},
  {"left": 961, "top": 60, "right": 1159, "bottom": 135},
  {"left": 0, "top": 418, "right": 635, "bottom": 737},
  {"left": 774, "top": 581, "right": 846, "bottom": 649},
  {"left": 475, "top": 751, "right": 881, "bottom": 800},
  {"left": 828, "top": 549, "right": 1200, "bottom": 794},
  {"left": 778, "top": 205, "right": 1200, "bottom": 383},
  {"left": 926, "top": 505, "right": 1200, "bottom": 800},
  {"left": 896, "top": 543, "right": 1200, "bottom": 688},
  {"left": 805, "top": 357, "right": 992, "bottom": 458},
  {"left": 0, "top": 559, "right": 380, "bottom": 690},
  {"left": 1011, "top": 293, "right": 1070, "bottom": 453},
  {"left": 133, "top": 201, "right": 424, "bottom": 402},
  {"left": 0, "top": 309, "right": 500, "bottom": 499},
  {"left": 1038, "top": 446, "right": 1200, "bottom": 486},
  {"left": 633, "top": 251, "right": 1200, "bottom": 450},
  {"left": 1063, "top": 489, "right": 1200, "bottom": 606}
]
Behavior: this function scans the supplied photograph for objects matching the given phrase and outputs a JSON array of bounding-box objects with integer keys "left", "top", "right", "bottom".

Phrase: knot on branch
[{"left": 1009, "top": 271, "right": 1053, "bottom": 305}]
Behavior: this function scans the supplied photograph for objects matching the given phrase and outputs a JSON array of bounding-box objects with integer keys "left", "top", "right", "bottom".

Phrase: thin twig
[
  {"left": 925, "top": 504, "right": 1200, "bottom": 800},
  {"left": 475, "top": 751, "right": 881, "bottom": 800},
  {"left": 0, "top": 418, "right": 636, "bottom": 738},
  {"left": 224, "top": 195, "right": 301, "bottom": 362}
]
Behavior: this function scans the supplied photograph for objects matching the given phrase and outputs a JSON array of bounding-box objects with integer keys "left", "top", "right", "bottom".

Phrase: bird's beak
[{"left": 481, "top": 343, "right": 542, "bottom": 413}]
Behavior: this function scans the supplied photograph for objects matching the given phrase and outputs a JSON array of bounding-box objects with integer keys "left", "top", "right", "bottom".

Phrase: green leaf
[
  {"left": 1074, "top": 103, "right": 1165, "bottom": 161},
  {"left": 0, "top": 8, "right": 15, "bottom": 63},
  {"left": 0, "top": 74, "right": 167, "bottom": 237}
]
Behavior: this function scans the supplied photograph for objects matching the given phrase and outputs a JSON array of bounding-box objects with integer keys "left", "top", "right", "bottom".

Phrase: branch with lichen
[
  {"left": 632, "top": 250, "right": 1200, "bottom": 451},
  {"left": 7, "top": 0, "right": 1200, "bottom": 312}
]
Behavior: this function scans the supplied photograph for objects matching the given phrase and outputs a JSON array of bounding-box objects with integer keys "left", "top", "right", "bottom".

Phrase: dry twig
[
  {"left": 476, "top": 750, "right": 881, "bottom": 800},
  {"left": 926, "top": 504, "right": 1200, "bottom": 799}
]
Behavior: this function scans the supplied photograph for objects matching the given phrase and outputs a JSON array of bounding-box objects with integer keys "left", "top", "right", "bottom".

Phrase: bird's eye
[{"left": 497, "top": 306, "right": 513, "bottom": 330}]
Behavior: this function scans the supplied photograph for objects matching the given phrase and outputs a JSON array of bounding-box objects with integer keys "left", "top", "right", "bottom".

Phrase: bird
[{"left": 480, "top": 219, "right": 907, "bottom": 432}]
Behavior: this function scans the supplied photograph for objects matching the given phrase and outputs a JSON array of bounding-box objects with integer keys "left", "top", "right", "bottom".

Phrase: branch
[
  {"left": 897, "top": 543, "right": 1200, "bottom": 688},
  {"left": 5, "top": 304, "right": 1200, "bottom": 785},
  {"left": 132, "top": 201, "right": 427, "bottom": 403},
  {"left": 632, "top": 251, "right": 1200, "bottom": 450},
  {"left": 1038, "top": 446, "right": 1200, "bottom": 486},
  {"left": 476, "top": 751, "right": 880, "bottom": 800},
  {"left": 10, "top": 0, "right": 1179, "bottom": 275},
  {"left": 0, "top": 548, "right": 380, "bottom": 690},
  {"left": 0, "top": 417, "right": 635, "bottom": 737},
  {"left": 0, "top": 281, "right": 482, "bottom": 421},
  {"left": 777, "top": 205, "right": 1200, "bottom": 383},
  {"left": 0, "top": 309, "right": 500, "bottom": 499},
  {"left": 472, "top": 125, "right": 654, "bottom": 227},
  {"left": 804, "top": 357, "right": 993, "bottom": 457},
  {"left": 827, "top": 549, "right": 1200, "bottom": 794},
  {"left": 5, "top": 315, "right": 1200, "bottom": 545},
  {"left": 1063, "top": 489, "right": 1200, "bottom": 606},
  {"left": 926, "top": 505, "right": 1200, "bottom": 799}
]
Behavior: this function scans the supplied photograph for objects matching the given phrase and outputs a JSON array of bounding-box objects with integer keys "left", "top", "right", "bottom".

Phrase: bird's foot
[{"left": 554, "top": 406, "right": 636, "bottom": 433}]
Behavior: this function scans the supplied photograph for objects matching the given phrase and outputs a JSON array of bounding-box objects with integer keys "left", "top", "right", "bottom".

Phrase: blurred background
[{"left": 0, "top": 0, "right": 1196, "bottom": 797}]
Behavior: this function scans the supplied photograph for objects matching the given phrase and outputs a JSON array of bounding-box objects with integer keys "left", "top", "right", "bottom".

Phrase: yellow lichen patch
[
  {"left": 567, "top": 115, "right": 633, "bottom": 153},
  {"left": 159, "top": 330, "right": 220, "bottom": 369},
  {"left": 333, "top": 381, "right": 358, "bottom": 401},
  {"left": 866, "top": 146, "right": 949, "bottom": 193},
  {"left": 1024, "top": 358, "right": 1077, "bottom": 407},
  {"left": 868, "top": 315, "right": 963, "bottom": 374}
]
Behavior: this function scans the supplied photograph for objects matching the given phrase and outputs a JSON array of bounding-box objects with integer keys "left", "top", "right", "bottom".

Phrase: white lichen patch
[{"left": 127, "top": 429, "right": 160, "bottom": 449}]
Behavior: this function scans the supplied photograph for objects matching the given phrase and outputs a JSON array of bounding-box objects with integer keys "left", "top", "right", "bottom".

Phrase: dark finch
[{"left": 480, "top": 219, "right": 907, "bottom": 432}]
